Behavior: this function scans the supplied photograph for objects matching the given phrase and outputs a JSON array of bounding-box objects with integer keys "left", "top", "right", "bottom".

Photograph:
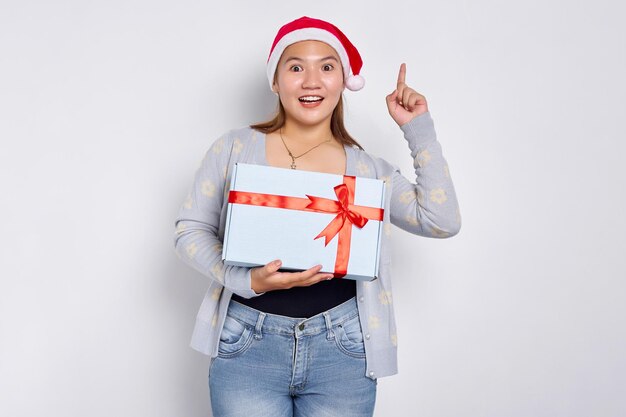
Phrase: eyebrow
[{"left": 283, "top": 56, "right": 339, "bottom": 64}]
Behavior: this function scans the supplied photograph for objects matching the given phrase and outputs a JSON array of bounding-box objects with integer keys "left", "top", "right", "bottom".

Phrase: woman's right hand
[{"left": 251, "top": 259, "right": 335, "bottom": 293}]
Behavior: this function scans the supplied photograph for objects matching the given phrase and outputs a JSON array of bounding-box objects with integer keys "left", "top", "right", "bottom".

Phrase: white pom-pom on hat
[
  {"left": 345, "top": 74, "right": 365, "bottom": 91},
  {"left": 266, "top": 16, "right": 365, "bottom": 92}
]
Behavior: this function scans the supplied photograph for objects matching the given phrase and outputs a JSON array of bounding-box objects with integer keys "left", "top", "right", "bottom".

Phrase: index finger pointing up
[{"left": 397, "top": 63, "right": 406, "bottom": 87}]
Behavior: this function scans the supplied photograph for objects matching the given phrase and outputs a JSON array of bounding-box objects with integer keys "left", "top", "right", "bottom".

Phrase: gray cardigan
[{"left": 173, "top": 111, "right": 461, "bottom": 380}]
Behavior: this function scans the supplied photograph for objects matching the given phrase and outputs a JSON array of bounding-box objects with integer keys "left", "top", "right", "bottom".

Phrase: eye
[
  {"left": 290, "top": 65, "right": 303, "bottom": 72},
  {"left": 322, "top": 64, "right": 334, "bottom": 71}
]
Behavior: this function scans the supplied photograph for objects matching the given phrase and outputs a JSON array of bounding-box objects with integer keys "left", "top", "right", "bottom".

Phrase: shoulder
[
  {"left": 226, "top": 125, "right": 262, "bottom": 143},
  {"left": 350, "top": 145, "right": 397, "bottom": 179},
  {"left": 205, "top": 126, "right": 260, "bottom": 155},
  {"left": 211, "top": 125, "right": 258, "bottom": 144}
]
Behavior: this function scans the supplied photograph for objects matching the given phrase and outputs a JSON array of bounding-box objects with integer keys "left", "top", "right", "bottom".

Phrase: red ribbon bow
[
  {"left": 306, "top": 182, "right": 369, "bottom": 246},
  {"left": 228, "top": 175, "right": 383, "bottom": 277}
]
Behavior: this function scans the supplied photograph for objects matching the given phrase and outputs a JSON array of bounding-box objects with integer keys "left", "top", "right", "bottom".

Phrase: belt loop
[
  {"left": 254, "top": 312, "right": 266, "bottom": 340},
  {"left": 323, "top": 312, "right": 334, "bottom": 341}
]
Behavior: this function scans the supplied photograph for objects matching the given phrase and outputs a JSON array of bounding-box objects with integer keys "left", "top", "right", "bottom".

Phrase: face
[{"left": 272, "top": 40, "right": 345, "bottom": 128}]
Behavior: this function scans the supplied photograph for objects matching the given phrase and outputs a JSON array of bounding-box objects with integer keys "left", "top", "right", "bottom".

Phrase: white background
[{"left": 1, "top": 0, "right": 625, "bottom": 416}]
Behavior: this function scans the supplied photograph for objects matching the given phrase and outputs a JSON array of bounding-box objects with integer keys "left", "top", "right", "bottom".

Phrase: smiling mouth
[{"left": 299, "top": 96, "right": 324, "bottom": 103}]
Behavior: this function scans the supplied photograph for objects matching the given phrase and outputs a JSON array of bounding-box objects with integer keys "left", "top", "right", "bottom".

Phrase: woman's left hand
[{"left": 386, "top": 63, "right": 429, "bottom": 126}]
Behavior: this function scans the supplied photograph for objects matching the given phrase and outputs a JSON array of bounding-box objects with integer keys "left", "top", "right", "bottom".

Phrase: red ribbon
[{"left": 228, "top": 175, "right": 383, "bottom": 278}]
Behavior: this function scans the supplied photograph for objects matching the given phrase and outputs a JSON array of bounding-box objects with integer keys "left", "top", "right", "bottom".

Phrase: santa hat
[{"left": 266, "top": 16, "right": 365, "bottom": 92}]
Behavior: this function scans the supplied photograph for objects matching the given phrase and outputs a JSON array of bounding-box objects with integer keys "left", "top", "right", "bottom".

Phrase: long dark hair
[{"left": 250, "top": 95, "right": 364, "bottom": 151}]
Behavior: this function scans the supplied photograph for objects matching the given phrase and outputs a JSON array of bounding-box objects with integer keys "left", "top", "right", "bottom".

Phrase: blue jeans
[{"left": 209, "top": 296, "right": 377, "bottom": 417}]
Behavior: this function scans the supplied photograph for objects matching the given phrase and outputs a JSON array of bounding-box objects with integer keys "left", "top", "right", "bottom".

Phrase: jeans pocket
[
  {"left": 334, "top": 315, "right": 366, "bottom": 358},
  {"left": 218, "top": 315, "right": 253, "bottom": 358}
]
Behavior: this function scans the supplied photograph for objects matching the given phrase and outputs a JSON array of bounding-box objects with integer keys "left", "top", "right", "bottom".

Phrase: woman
[{"left": 174, "top": 16, "right": 461, "bottom": 417}]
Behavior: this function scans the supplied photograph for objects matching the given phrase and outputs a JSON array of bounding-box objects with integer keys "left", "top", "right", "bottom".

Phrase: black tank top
[{"left": 231, "top": 276, "right": 356, "bottom": 318}]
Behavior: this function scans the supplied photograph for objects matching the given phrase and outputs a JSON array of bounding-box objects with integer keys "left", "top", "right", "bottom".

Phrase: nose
[{"left": 302, "top": 70, "right": 321, "bottom": 89}]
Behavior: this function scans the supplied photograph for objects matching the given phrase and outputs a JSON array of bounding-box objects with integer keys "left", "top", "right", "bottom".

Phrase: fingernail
[{"left": 274, "top": 260, "right": 282, "bottom": 266}]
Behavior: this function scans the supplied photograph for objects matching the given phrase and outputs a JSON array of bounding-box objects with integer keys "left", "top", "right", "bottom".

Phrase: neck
[{"left": 281, "top": 119, "right": 334, "bottom": 144}]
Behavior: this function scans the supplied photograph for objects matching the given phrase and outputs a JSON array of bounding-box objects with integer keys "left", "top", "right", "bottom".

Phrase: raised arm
[{"left": 385, "top": 64, "right": 461, "bottom": 237}]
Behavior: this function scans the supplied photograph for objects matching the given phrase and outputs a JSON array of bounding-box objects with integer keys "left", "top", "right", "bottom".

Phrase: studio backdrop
[{"left": 1, "top": 0, "right": 625, "bottom": 416}]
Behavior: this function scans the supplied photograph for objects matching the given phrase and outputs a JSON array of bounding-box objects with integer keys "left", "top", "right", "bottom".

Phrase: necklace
[{"left": 279, "top": 128, "right": 333, "bottom": 169}]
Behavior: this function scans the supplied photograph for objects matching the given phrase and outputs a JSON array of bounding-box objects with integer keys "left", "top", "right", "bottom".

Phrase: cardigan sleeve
[
  {"left": 173, "top": 132, "right": 265, "bottom": 298},
  {"left": 389, "top": 111, "right": 462, "bottom": 238}
]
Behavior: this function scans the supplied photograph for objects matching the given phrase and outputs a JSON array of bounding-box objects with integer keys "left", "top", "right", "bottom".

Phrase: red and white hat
[{"left": 266, "top": 16, "right": 365, "bottom": 92}]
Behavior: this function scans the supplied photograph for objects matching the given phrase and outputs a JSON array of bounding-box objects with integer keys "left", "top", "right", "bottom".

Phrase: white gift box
[{"left": 222, "top": 163, "right": 385, "bottom": 281}]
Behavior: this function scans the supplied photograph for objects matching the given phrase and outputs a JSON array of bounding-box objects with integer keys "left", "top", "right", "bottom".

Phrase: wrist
[
  {"left": 400, "top": 111, "right": 436, "bottom": 147},
  {"left": 250, "top": 267, "right": 266, "bottom": 294}
]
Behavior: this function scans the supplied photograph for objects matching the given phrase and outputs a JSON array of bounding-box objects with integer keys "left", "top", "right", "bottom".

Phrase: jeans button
[
  {"left": 365, "top": 333, "right": 371, "bottom": 340},
  {"left": 298, "top": 323, "right": 305, "bottom": 331}
]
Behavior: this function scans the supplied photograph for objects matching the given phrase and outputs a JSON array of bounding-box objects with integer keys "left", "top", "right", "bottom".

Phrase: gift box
[{"left": 222, "top": 163, "right": 386, "bottom": 281}]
